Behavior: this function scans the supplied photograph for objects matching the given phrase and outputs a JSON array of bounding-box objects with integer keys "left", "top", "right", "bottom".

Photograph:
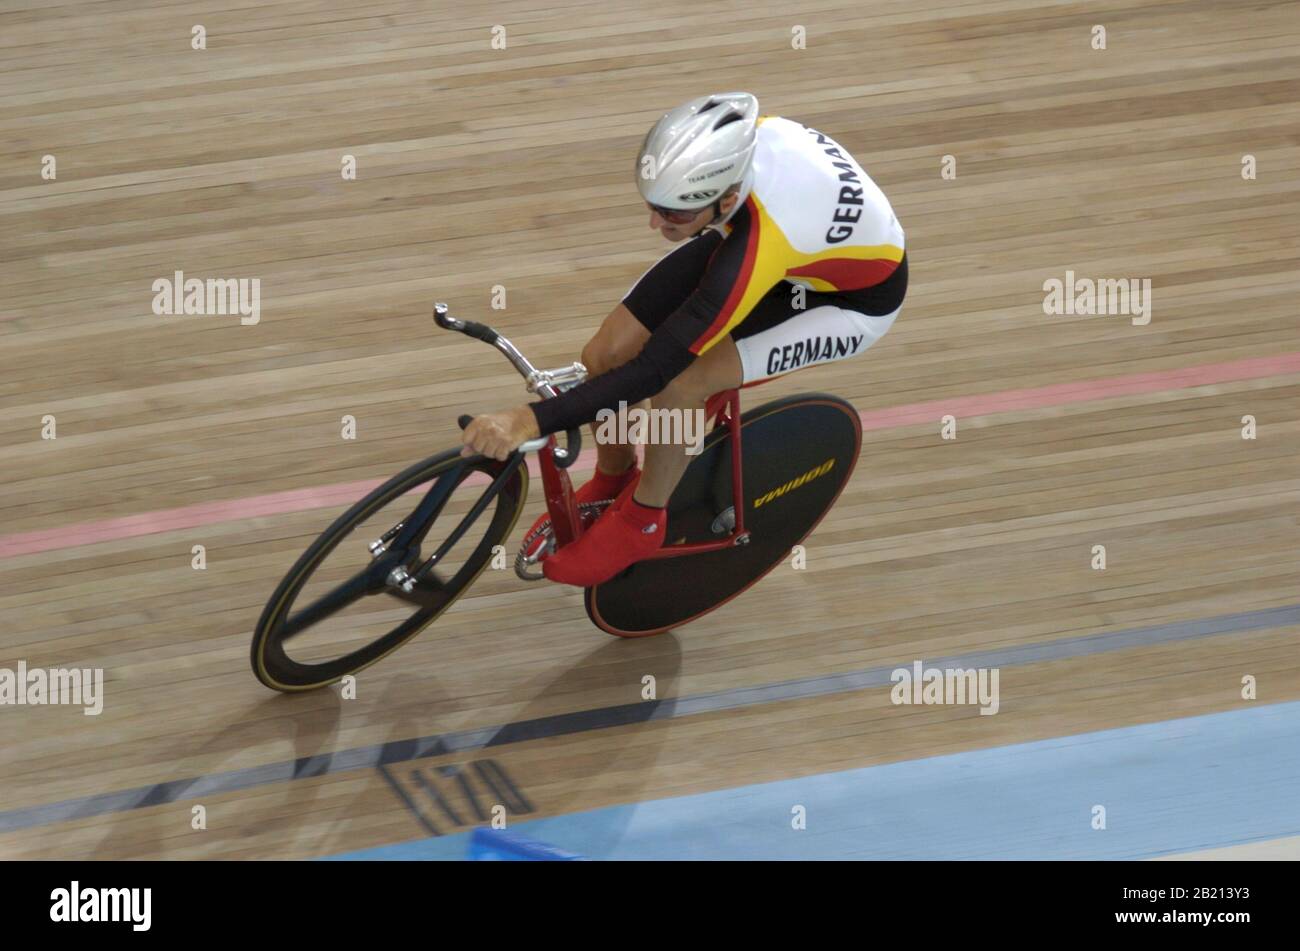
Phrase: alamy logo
[
  {"left": 0, "top": 662, "right": 103, "bottom": 715},
  {"left": 152, "top": 270, "right": 260, "bottom": 325},
  {"left": 890, "top": 660, "right": 1000, "bottom": 715},
  {"left": 1042, "top": 270, "right": 1151, "bottom": 325},
  {"left": 50, "top": 882, "right": 151, "bottom": 931},
  {"left": 594, "top": 402, "right": 707, "bottom": 455}
]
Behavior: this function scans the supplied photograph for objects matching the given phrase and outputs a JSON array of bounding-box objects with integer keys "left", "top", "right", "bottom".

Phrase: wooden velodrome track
[{"left": 2, "top": 0, "right": 1298, "bottom": 860}]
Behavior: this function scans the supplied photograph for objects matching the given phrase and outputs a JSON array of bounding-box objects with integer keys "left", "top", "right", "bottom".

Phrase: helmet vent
[
  {"left": 698, "top": 98, "right": 720, "bottom": 113},
  {"left": 712, "top": 111, "right": 743, "bottom": 130}
]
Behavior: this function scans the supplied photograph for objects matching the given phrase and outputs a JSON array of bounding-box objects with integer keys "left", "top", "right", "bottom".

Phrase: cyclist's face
[{"left": 648, "top": 192, "right": 740, "bottom": 241}]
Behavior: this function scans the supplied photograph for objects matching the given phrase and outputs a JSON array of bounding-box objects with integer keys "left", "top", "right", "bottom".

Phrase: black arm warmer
[{"left": 530, "top": 330, "right": 696, "bottom": 436}]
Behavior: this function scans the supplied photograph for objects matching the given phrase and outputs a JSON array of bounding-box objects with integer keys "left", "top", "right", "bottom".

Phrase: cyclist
[{"left": 460, "top": 91, "right": 907, "bottom": 586}]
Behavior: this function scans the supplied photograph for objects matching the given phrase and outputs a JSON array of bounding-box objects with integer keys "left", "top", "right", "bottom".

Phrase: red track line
[{"left": 2, "top": 352, "right": 1298, "bottom": 561}]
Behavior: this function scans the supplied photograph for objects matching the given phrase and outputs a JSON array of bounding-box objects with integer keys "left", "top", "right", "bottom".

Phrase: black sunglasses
[{"left": 647, "top": 202, "right": 701, "bottom": 224}]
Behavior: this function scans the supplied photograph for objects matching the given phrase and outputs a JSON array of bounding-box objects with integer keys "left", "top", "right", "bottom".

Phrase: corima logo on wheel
[{"left": 753, "top": 458, "right": 835, "bottom": 508}]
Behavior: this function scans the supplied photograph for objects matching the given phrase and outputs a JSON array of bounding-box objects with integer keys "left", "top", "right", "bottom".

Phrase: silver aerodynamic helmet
[{"left": 636, "top": 92, "right": 759, "bottom": 211}]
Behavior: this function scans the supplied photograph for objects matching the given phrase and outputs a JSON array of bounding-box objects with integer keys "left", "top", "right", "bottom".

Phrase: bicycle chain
[{"left": 518, "top": 498, "right": 612, "bottom": 551}]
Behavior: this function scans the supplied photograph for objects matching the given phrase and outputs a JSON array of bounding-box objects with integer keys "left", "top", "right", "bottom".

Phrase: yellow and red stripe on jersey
[{"left": 689, "top": 193, "right": 904, "bottom": 356}]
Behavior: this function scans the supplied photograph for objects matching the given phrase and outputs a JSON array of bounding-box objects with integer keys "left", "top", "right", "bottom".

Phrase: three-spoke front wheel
[{"left": 251, "top": 450, "right": 528, "bottom": 692}]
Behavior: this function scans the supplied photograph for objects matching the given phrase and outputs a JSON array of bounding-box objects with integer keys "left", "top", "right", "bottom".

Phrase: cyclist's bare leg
[
  {"left": 580, "top": 303, "right": 649, "bottom": 475},
  {"left": 635, "top": 337, "right": 743, "bottom": 508}
]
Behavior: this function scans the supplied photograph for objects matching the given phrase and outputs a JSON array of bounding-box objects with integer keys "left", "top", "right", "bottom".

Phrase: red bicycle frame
[
  {"left": 432, "top": 302, "right": 749, "bottom": 560},
  {"left": 539, "top": 388, "right": 747, "bottom": 557}
]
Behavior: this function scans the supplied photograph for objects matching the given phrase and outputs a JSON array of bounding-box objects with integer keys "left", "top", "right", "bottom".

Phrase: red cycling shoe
[
  {"left": 542, "top": 497, "right": 666, "bottom": 587},
  {"left": 519, "top": 464, "right": 640, "bottom": 563}
]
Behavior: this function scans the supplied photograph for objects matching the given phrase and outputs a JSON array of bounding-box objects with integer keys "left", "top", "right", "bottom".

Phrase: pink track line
[{"left": 3, "top": 352, "right": 1298, "bottom": 561}]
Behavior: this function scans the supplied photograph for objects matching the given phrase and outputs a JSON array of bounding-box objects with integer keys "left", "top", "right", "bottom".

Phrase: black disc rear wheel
[
  {"left": 585, "top": 393, "right": 860, "bottom": 636},
  {"left": 251, "top": 450, "right": 528, "bottom": 691}
]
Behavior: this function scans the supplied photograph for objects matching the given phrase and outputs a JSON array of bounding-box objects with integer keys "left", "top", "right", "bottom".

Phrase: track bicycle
[{"left": 250, "top": 303, "right": 862, "bottom": 691}]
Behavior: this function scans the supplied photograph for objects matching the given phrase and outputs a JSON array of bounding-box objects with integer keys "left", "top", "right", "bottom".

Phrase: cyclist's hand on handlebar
[{"left": 460, "top": 406, "right": 540, "bottom": 461}]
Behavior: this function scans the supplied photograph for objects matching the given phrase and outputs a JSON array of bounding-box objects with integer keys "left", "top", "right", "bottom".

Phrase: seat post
[{"left": 708, "top": 389, "right": 747, "bottom": 538}]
